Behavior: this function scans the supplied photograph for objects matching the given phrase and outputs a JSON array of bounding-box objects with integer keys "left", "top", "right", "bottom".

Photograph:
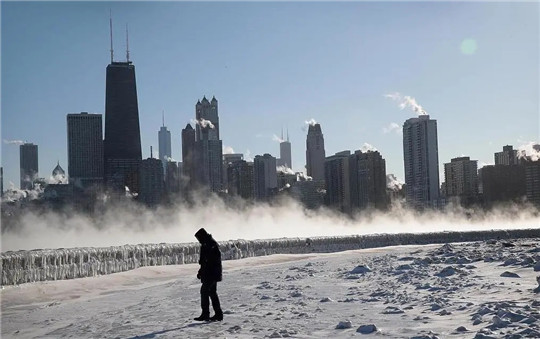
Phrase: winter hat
[{"left": 195, "top": 227, "right": 209, "bottom": 241}]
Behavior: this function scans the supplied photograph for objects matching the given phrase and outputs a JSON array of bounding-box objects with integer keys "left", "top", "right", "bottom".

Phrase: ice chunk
[
  {"left": 335, "top": 320, "right": 352, "bottom": 329},
  {"left": 356, "top": 324, "right": 377, "bottom": 334}
]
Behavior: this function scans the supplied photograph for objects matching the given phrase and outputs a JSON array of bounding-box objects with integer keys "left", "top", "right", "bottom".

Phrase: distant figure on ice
[{"left": 194, "top": 228, "right": 223, "bottom": 322}]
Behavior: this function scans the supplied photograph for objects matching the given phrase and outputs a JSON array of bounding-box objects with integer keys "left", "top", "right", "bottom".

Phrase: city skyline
[{"left": 2, "top": 2, "right": 539, "bottom": 189}]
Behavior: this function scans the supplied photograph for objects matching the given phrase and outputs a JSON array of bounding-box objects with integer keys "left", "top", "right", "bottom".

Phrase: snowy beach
[{"left": 2, "top": 238, "right": 539, "bottom": 338}]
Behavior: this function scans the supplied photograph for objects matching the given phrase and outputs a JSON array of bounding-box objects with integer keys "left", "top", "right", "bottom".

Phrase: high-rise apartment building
[
  {"left": 67, "top": 112, "right": 103, "bottom": 188},
  {"left": 349, "top": 150, "right": 388, "bottom": 210},
  {"left": 444, "top": 156, "right": 478, "bottom": 206},
  {"left": 139, "top": 157, "right": 164, "bottom": 206},
  {"left": 306, "top": 123, "right": 326, "bottom": 181},
  {"left": 524, "top": 161, "right": 540, "bottom": 206},
  {"left": 103, "top": 55, "right": 142, "bottom": 193},
  {"left": 495, "top": 145, "right": 518, "bottom": 166},
  {"left": 480, "top": 165, "right": 526, "bottom": 206},
  {"left": 227, "top": 160, "right": 254, "bottom": 199},
  {"left": 20, "top": 143, "right": 38, "bottom": 190},
  {"left": 324, "top": 151, "right": 351, "bottom": 212},
  {"left": 403, "top": 115, "right": 440, "bottom": 208},
  {"left": 165, "top": 161, "right": 180, "bottom": 196},
  {"left": 290, "top": 178, "right": 325, "bottom": 209},
  {"left": 194, "top": 96, "right": 223, "bottom": 192},
  {"left": 223, "top": 153, "right": 243, "bottom": 189},
  {"left": 253, "top": 154, "right": 278, "bottom": 200}
]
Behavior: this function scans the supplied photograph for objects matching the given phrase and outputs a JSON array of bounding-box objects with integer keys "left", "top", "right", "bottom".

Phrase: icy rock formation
[
  {"left": 350, "top": 265, "right": 371, "bottom": 274},
  {"left": 335, "top": 320, "right": 352, "bottom": 329},
  {"left": 1, "top": 228, "right": 539, "bottom": 286},
  {"left": 500, "top": 271, "right": 520, "bottom": 278},
  {"left": 357, "top": 324, "right": 377, "bottom": 334}
]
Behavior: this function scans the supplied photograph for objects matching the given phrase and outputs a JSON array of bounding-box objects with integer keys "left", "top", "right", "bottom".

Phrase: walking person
[{"left": 194, "top": 228, "right": 223, "bottom": 321}]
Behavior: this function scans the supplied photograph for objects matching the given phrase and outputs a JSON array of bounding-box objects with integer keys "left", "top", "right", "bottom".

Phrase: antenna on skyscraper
[
  {"left": 150, "top": 146, "right": 153, "bottom": 159},
  {"left": 287, "top": 127, "right": 289, "bottom": 142},
  {"left": 126, "top": 23, "right": 130, "bottom": 62},
  {"left": 281, "top": 127, "right": 284, "bottom": 141},
  {"left": 162, "top": 110, "right": 165, "bottom": 127},
  {"left": 109, "top": 10, "right": 114, "bottom": 63}
]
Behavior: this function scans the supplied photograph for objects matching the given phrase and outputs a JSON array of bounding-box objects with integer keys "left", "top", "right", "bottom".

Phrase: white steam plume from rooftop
[
  {"left": 517, "top": 141, "right": 540, "bottom": 161},
  {"left": 3, "top": 139, "right": 25, "bottom": 145},
  {"left": 191, "top": 118, "right": 215, "bottom": 129},
  {"left": 385, "top": 92, "right": 428, "bottom": 116}
]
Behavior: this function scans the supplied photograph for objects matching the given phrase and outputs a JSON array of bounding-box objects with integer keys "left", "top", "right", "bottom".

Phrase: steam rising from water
[{"left": 2, "top": 195, "right": 538, "bottom": 252}]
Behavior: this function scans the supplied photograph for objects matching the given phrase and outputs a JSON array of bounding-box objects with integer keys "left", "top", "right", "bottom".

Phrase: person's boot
[
  {"left": 210, "top": 311, "right": 223, "bottom": 321},
  {"left": 194, "top": 313, "right": 210, "bottom": 321}
]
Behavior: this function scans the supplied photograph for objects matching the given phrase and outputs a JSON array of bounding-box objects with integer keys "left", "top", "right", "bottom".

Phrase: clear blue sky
[{"left": 2, "top": 1, "right": 539, "bottom": 189}]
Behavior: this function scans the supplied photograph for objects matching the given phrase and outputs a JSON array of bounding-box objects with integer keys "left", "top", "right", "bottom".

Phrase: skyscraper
[
  {"left": 103, "top": 28, "right": 142, "bottom": 193},
  {"left": 349, "top": 150, "right": 388, "bottom": 210},
  {"left": 223, "top": 153, "right": 243, "bottom": 189},
  {"left": 253, "top": 154, "right": 278, "bottom": 200},
  {"left": 227, "top": 160, "right": 254, "bottom": 199},
  {"left": 306, "top": 123, "right": 325, "bottom": 181},
  {"left": 164, "top": 161, "right": 180, "bottom": 196},
  {"left": 194, "top": 96, "right": 223, "bottom": 192},
  {"left": 158, "top": 112, "right": 172, "bottom": 171},
  {"left": 20, "top": 143, "right": 38, "bottom": 190},
  {"left": 277, "top": 129, "right": 292, "bottom": 169},
  {"left": 480, "top": 165, "right": 526, "bottom": 206},
  {"left": 495, "top": 145, "right": 518, "bottom": 165},
  {"left": 524, "top": 161, "right": 540, "bottom": 206},
  {"left": 403, "top": 115, "right": 440, "bottom": 208},
  {"left": 324, "top": 151, "right": 351, "bottom": 212},
  {"left": 67, "top": 112, "right": 103, "bottom": 188},
  {"left": 181, "top": 123, "right": 196, "bottom": 187},
  {"left": 139, "top": 157, "right": 164, "bottom": 206},
  {"left": 290, "top": 178, "right": 325, "bottom": 209},
  {"left": 444, "top": 156, "right": 478, "bottom": 206}
]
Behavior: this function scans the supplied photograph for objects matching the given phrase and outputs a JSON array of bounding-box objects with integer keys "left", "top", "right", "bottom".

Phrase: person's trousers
[{"left": 200, "top": 280, "right": 222, "bottom": 315}]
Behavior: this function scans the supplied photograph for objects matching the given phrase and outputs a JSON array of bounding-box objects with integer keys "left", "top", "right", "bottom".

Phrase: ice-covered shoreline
[
  {"left": 2, "top": 239, "right": 539, "bottom": 338},
  {"left": 2, "top": 228, "right": 539, "bottom": 286}
]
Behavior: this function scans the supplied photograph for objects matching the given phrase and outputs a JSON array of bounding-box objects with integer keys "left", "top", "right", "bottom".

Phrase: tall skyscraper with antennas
[
  {"left": 277, "top": 129, "right": 292, "bottom": 169},
  {"left": 103, "top": 17, "right": 142, "bottom": 194},
  {"left": 158, "top": 111, "right": 171, "bottom": 171}
]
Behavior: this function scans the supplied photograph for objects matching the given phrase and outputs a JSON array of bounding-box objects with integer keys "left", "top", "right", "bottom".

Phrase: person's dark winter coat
[
  {"left": 195, "top": 228, "right": 222, "bottom": 282},
  {"left": 194, "top": 228, "right": 223, "bottom": 322}
]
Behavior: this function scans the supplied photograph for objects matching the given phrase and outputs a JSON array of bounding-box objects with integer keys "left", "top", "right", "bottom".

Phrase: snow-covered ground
[{"left": 2, "top": 239, "right": 539, "bottom": 339}]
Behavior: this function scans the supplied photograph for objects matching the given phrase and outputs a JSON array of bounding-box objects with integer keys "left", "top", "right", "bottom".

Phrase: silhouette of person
[{"left": 194, "top": 228, "right": 223, "bottom": 321}]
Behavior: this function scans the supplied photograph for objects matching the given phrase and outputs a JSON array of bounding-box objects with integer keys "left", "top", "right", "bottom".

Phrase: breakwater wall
[{"left": 2, "top": 228, "right": 539, "bottom": 286}]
